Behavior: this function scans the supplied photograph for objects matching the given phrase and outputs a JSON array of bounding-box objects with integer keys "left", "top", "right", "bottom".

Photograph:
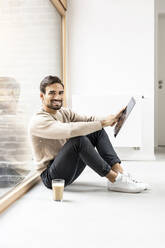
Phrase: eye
[{"left": 49, "top": 91, "right": 55, "bottom": 95}]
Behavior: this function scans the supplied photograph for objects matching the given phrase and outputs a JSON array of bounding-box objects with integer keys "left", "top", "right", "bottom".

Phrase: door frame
[
  {"left": 155, "top": 1, "right": 158, "bottom": 148},
  {"left": 155, "top": 9, "right": 165, "bottom": 148}
]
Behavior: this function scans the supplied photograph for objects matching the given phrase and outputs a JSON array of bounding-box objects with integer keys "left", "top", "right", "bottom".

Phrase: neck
[{"left": 42, "top": 105, "right": 57, "bottom": 115}]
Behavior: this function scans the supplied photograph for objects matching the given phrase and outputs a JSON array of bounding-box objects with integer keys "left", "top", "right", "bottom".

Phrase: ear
[{"left": 40, "top": 92, "right": 44, "bottom": 101}]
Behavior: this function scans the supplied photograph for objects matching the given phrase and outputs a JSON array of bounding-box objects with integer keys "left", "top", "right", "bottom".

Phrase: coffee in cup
[{"left": 52, "top": 179, "right": 65, "bottom": 201}]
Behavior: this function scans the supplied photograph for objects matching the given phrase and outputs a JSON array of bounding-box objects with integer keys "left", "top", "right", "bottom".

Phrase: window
[{"left": 0, "top": 0, "right": 66, "bottom": 213}]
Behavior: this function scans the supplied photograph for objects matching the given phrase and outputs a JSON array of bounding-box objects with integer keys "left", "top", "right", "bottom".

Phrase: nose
[{"left": 53, "top": 94, "right": 62, "bottom": 101}]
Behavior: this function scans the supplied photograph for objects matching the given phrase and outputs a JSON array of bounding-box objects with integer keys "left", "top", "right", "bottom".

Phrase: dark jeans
[{"left": 40, "top": 129, "right": 121, "bottom": 189}]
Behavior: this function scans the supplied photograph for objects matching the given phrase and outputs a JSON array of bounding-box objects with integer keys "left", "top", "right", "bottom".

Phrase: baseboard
[{"left": 115, "top": 147, "right": 155, "bottom": 161}]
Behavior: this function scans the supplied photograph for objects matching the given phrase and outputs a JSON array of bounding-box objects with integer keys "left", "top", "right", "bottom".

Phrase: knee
[
  {"left": 69, "top": 136, "right": 87, "bottom": 144},
  {"left": 66, "top": 136, "right": 89, "bottom": 153},
  {"left": 96, "top": 128, "right": 107, "bottom": 137},
  {"left": 92, "top": 128, "right": 105, "bottom": 136},
  {"left": 69, "top": 136, "right": 90, "bottom": 149},
  {"left": 97, "top": 128, "right": 105, "bottom": 134},
  {"left": 87, "top": 128, "right": 105, "bottom": 139}
]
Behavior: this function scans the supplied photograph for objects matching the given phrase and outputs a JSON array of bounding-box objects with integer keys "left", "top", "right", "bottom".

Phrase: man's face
[{"left": 41, "top": 83, "right": 64, "bottom": 111}]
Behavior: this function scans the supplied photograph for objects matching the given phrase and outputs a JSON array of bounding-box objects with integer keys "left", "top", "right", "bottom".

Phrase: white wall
[{"left": 67, "top": 0, "right": 155, "bottom": 160}]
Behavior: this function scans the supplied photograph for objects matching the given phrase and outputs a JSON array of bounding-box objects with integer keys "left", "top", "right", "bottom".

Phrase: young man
[{"left": 29, "top": 75, "right": 148, "bottom": 193}]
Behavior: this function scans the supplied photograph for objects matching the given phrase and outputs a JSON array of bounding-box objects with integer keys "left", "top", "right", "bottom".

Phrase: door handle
[{"left": 158, "top": 80, "right": 163, "bottom": 89}]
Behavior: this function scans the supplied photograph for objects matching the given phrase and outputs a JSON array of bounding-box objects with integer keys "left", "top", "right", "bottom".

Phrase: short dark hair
[{"left": 40, "top": 75, "right": 64, "bottom": 94}]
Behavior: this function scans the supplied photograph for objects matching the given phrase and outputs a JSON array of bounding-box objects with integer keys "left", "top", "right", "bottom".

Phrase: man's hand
[{"left": 101, "top": 107, "right": 126, "bottom": 128}]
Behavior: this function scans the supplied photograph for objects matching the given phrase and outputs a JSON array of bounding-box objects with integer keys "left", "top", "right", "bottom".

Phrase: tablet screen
[{"left": 114, "top": 97, "right": 136, "bottom": 137}]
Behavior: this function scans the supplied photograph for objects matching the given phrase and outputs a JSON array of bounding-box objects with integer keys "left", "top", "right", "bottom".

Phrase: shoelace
[
  {"left": 125, "top": 172, "right": 142, "bottom": 184},
  {"left": 122, "top": 174, "right": 134, "bottom": 184}
]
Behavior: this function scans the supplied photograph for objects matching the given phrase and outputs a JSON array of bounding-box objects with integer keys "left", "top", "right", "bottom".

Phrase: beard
[{"left": 46, "top": 100, "right": 63, "bottom": 110}]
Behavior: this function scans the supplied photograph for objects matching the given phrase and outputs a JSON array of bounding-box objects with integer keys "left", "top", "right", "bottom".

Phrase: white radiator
[{"left": 72, "top": 94, "right": 142, "bottom": 147}]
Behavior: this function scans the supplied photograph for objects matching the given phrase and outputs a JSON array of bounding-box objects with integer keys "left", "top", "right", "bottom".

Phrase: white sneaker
[
  {"left": 107, "top": 173, "right": 145, "bottom": 193},
  {"left": 123, "top": 171, "right": 150, "bottom": 190}
]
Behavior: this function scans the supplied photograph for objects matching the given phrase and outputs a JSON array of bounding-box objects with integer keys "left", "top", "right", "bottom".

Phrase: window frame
[{"left": 51, "top": 0, "right": 67, "bottom": 107}]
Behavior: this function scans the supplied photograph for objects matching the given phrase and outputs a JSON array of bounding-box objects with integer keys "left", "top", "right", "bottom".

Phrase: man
[{"left": 29, "top": 75, "right": 148, "bottom": 193}]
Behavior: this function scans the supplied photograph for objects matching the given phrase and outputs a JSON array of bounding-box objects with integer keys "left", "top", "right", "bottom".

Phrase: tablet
[{"left": 114, "top": 97, "right": 136, "bottom": 137}]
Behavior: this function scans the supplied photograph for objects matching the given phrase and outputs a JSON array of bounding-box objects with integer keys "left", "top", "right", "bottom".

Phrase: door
[{"left": 158, "top": 14, "right": 165, "bottom": 146}]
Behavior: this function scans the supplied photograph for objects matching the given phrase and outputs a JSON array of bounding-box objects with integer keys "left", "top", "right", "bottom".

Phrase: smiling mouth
[{"left": 51, "top": 101, "right": 61, "bottom": 105}]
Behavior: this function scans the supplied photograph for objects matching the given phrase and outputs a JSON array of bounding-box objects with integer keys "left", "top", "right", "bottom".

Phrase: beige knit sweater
[{"left": 28, "top": 107, "right": 104, "bottom": 172}]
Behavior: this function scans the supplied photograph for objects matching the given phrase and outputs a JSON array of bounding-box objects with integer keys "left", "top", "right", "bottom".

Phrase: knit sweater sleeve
[
  {"left": 65, "top": 108, "right": 105, "bottom": 122},
  {"left": 29, "top": 112, "right": 103, "bottom": 140}
]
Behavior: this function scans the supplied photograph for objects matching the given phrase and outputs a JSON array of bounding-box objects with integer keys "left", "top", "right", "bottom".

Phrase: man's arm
[
  {"left": 29, "top": 108, "right": 125, "bottom": 140},
  {"left": 67, "top": 108, "right": 99, "bottom": 122},
  {"left": 67, "top": 107, "right": 126, "bottom": 127},
  {"left": 29, "top": 113, "right": 102, "bottom": 140},
  {"left": 100, "top": 107, "right": 126, "bottom": 128}
]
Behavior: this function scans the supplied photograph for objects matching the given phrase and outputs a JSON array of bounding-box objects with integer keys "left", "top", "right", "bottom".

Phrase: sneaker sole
[{"left": 107, "top": 187, "right": 145, "bottom": 193}]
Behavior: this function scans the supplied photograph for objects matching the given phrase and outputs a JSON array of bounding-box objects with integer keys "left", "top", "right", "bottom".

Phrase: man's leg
[
  {"left": 41, "top": 130, "right": 146, "bottom": 192},
  {"left": 87, "top": 129, "right": 122, "bottom": 171},
  {"left": 41, "top": 135, "right": 114, "bottom": 189},
  {"left": 86, "top": 129, "right": 146, "bottom": 192},
  {"left": 41, "top": 151, "right": 86, "bottom": 189}
]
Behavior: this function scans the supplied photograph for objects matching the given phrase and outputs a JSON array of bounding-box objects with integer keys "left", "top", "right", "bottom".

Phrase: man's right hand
[{"left": 101, "top": 107, "right": 126, "bottom": 128}]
